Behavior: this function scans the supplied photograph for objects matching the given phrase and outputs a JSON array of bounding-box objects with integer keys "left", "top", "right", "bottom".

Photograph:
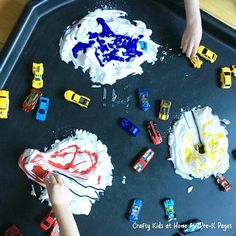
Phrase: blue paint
[
  {"left": 72, "top": 40, "right": 95, "bottom": 58},
  {"left": 71, "top": 17, "right": 144, "bottom": 67}
]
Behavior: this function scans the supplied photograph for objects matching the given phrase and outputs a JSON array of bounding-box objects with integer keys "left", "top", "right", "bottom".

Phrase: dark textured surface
[{"left": 0, "top": 0, "right": 236, "bottom": 236}]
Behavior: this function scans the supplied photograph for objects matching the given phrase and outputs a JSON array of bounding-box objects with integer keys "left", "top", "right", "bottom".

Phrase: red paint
[
  {"left": 19, "top": 144, "right": 99, "bottom": 184},
  {"left": 98, "top": 175, "right": 101, "bottom": 185},
  {"left": 32, "top": 165, "right": 49, "bottom": 179},
  {"left": 48, "top": 145, "right": 98, "bottom": 176}
]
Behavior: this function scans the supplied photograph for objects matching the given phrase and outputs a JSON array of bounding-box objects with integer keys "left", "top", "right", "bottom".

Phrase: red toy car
[
  {"left": 39, "top": 209, "right": 57, "bottom": 231},
  {"left": 133, "top": 148, "right": 155, "bottom": 172},
  {"left": 216, "top": 174, "right": 231, "bottom": 191},
  {"left": 22, "top": 88, "right": 42, "bottom": 112},
  {"left": 2, "top": 225, "right": 23, "bottom": 236},
  {"left": 147, "top": 121, "right": 162, "bottom": 145},
  {"left": 50, "top": 222, "right": 60, "bottom": 236}
]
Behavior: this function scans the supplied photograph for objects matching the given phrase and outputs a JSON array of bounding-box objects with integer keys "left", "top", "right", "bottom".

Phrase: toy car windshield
[
  {"left": 202, "top": 48, "right": 207, "bottom": 54},
  {"left": 41, "top": 99, "right": 48, "bottom": 103},
  {"left": 38, "top": 109, "right": 46, "bottom": 114},
  {"left": 161, "top": 107, "right": 168, "bottom": 114}
]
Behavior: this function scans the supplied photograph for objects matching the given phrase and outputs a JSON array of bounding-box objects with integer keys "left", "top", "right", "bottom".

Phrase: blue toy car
[
  {"left": 36, "top": 96, "right": 49, "bottom": 121},
  {"left": 163, "top": 198, "right": 176, "bottom": 222},
  {"left": 128, "top": 199, "right": 143, "bottom": 223},
  {"left": 119, "top": 118, "right": 140, "bottom": 137},
  {"left": 181, "top": 219, "right": 203, "bottom": 234},
  {"left": 137, "top": 88, "right": 150, "bottom": 111},
  {"left": 139, "top": 41, "right": 148, "bottom": 51}
]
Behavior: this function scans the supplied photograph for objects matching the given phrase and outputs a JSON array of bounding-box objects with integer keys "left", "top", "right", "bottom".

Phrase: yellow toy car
[
  {"left": 32, "top": 62, "right": 44, "bottom": 89},
  {"left": 190, "top": 55, "right": 203, "bottom": 69},
  {"left": 0, "top": 90, "right": 9, "bottom": 119},
  {"left": 231, "top": 65, "right": 236, "bottom": 77},
  {"left": 64, "top": 90, "right": 91, "bottom": 108},
  {"left": 159, "top": 99, "right": 171, "bottom": 120},
  {"left": 220, "top": 67, "right": 232, "bottom": 89},
  {"left": 197, "top": 45, "right": 218, "bottom": 63}
]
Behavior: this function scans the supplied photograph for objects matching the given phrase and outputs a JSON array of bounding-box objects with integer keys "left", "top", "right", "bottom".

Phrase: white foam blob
[
  {"left": 168, "top": 106, "right": 230, "bottom": 180},
  {"left": 59, "top": 9, "right": 159, "bottom": 85},
  {"left": 19, "top": 129, "right": 113, "bottom": 215}
]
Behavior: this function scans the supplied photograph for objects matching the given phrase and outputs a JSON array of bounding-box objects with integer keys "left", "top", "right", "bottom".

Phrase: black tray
[{"left": 0, "top": 1, "right": 236, "bottom": 236}]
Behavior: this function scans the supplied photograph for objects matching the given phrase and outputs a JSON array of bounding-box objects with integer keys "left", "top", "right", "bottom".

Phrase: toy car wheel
[{"left": 164, "top": 215, "right": 169, "bottom": 221}]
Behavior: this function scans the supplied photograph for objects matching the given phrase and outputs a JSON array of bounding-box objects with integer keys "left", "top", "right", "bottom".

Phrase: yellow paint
[
  {"left": 202, "top": 120, "right": 214, "bottom": 127},
  {"left": 182, "top": 128, "right": 227, "bottom": 175}
]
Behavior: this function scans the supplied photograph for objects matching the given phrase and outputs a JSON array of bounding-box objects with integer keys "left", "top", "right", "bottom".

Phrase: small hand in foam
[
  {"left": 44, "top": 173, "right": 81, "bottom": 236},
  {"left": 44, "top": 173, "right": 70, "bottom": 208}
]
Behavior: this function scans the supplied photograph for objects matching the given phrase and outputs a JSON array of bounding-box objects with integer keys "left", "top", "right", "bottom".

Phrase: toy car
[
  {"left": 128, "top": 199, "right": 143, "bottom": 223},
  {"left": 119, "top": 118, "right": 140, "bottom": 137},
  {"left": 39, "top": 209, "right": 57, "bottom": 231},
  {"left": 32, "top": 62, "right": 44, "bottom": 89},
  {"left": 64, "top": 90, "right": 91, "bottom": 108},
  {"left": 159, "top": 99, "right": 171, "bottom": 120},
  {"left": 50, "top": 221, "right": 60, "bottom": 236},
  {"left": 0, "top": 90, "right": 9, "bottom": 119},
  {"left": 231, "top": 65, "right": 236, "bottom": 77},
  {"left": 190, "top": 55, "right": 203, "bottom": 69},
  {"left": 137, "top": 88, "right": 150, "bottom": 111},
  {"left": 139, "top": 41, "right": 148, "bottom": 51},
  {"left": 181, "top": 219, "right": 203, "bottom": 234},
  {"left": 215, "top": 174, "right": 231, "bottom": 191},
  {"left": 2, "top": 225, "right": 23, "bottom": 236},
  {"left": 36, "top": 96, "right": 49, "bottom": 121},
  {"left": 133, "top": 148, "right": 155, "bottom": 172},
  {"left": 163, "top": 198, "right": 176, "bottom": 222},
  {"left": 197, "top": 45, "right": 217, "bottom": 63},
  {"left": 220, "top": 67, "right": 232, "bottom": 89},
  {"left": 22, "top": 88, "right": 42, "bottom": 112},
  {"left": 147, "top": 120, "right": 162, "bottom": 145}
]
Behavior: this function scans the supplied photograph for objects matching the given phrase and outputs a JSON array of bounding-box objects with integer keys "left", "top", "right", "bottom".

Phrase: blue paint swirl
[{"left": 72, "top": 17, "right": 144, "bottom": 67}]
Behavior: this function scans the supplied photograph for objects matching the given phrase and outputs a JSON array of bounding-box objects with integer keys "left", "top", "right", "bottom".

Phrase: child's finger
[
  {"left": 44, "top": 177, "right": 50, "bottom": 187},
  {"left": 190, "top": 45, "right": 198, "bottom": 58},
  {"left": 48, "top": 173, "right": 57, "bottom": 185},
  {"left": 54, "top": 173, "right": 65, "bottom": 185}
]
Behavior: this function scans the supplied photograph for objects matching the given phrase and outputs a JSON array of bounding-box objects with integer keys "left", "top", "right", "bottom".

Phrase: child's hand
[
  {"left": 181, "top": 22, "right": 202, "bottom": 58},
  {"left": 182, "top": 0, "right": 202, "bottom": 58},
  {"left": 44, "top": 173, "right": 70, "bottom": 207}
]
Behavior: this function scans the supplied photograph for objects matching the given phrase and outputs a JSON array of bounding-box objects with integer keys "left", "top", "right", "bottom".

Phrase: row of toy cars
[
  {"left": 23, "top": 62, "right": 49, "bottom": 121},
  {"left": 128, "top": 197, "right": 203, "bottom": 235},
  {"left": 24, "top": 62, "right": 91, "bottom": 121},
  {"left": 120, "top": 89, "right": 181, "bottom": 231},
  {"left": 190, "top": 45, "right": 218, "bottom": 68},
  {"left": 119, "top": 88, "right": 171, "bottom": 172},
  {"left": 189, "top": 45, "right": 236, "bottom": 89},
  {"left": 0, "top": 62, "right": 50, "bottom": 120},
  {"left": 0, "top": 209, "right": 59, "bottom": 236}
]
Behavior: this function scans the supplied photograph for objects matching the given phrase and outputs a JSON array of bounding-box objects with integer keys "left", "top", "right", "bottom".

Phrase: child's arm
[
  {"left": 181, "top": 0, "right": 202, "bottom": 58},
  {"left": 44, "top": 173, "right": 80, "bottom": 236}
]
